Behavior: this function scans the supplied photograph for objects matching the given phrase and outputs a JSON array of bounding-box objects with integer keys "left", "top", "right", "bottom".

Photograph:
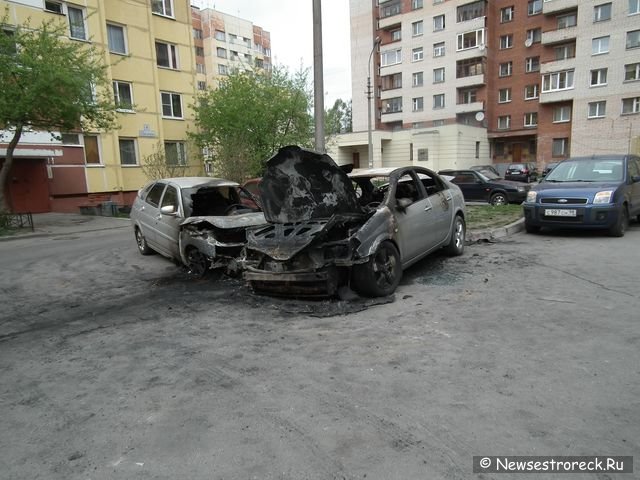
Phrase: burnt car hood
[
  {"left": 259, "top": 146, "right": 363, "bottom": 223},
  {"left": 181, "top": 212, "right": 266, "bottom": 229}
]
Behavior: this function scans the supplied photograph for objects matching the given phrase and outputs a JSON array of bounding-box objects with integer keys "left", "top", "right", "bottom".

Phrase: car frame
[
  {"left": 439, "top": 169, "right": 529, "bottom": 205},
  {"left": 522, "top": 154, "right": 640, "bottom": 237}
]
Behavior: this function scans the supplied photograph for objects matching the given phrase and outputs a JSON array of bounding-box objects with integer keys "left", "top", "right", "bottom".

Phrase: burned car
[
  {"left": 241, "top": 146, "right": 466, "bottom": 297},
  {"left": 130, "top": 177, "right": 265, "bottom": 276}
]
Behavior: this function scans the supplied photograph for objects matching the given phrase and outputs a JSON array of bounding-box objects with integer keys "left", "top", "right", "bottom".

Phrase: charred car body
[
  {"left": 241, "top": 146, "right": 466, "bottom": 297},
  {"left": 130, "top": 177, "right": 265, "bottom": 276}
]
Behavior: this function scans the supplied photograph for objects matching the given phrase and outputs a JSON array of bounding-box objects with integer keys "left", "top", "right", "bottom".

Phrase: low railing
[{"left": 0, "top": 212, "right": 34, "bottom": 232}]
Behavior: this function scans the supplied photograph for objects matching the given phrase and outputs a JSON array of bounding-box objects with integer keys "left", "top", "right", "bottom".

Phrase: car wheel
[
  {"left": 525, "top": 222, "right": 541, "bottom": 234},
  {"left": 135, "top": 227, "right": 153, "bottom": 255},
  {"left": 185, "top": 247, "right": 209, "bottom": 277},
  {"left": 608, "top": 206, "right": 629, "bottom": 237},
  {"left": 444, "top": 214, "right": 465, "bottom": 256},
  {"left": 490, "top": 192, "right": 508, "bottom": 206},
  {"left": 352, "top": 241, "right": 402, "bottom": 297}
]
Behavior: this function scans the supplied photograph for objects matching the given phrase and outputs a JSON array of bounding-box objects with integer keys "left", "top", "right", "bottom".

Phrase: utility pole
[{"left": 312, "top": 0, "right": 325, "bottom": 152}]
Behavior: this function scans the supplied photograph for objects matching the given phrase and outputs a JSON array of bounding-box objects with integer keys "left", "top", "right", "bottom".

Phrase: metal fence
[{"left": 0, "top": 212, "right": 34, "bottom": 231}]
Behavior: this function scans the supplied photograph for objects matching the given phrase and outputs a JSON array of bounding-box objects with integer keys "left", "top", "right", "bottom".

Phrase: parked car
[
  {"left": 130, "top": 177, "right": 266, "bottom": 275},
  {"left": 439, "top": 169, "right": 530, "bottom": 205},
  {"left": 522, "top": 154, "right": 640, "bottom": 237},
  {"left": 471, "top": 163, "right": 510, "bottom": 178},
  {"left": 541, "top": 162, "right": 560, "bottom": 177},
  {"left": 504, "top": 163, "right": 539, "bottom": 183},
  {"left": 241, "top": 146, "right": 466, "bottom": 298}
]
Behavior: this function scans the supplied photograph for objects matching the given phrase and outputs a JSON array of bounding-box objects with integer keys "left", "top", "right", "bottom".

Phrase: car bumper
[
  {"left": 506, "top": 191, "right": 527, "bottom": 203},
  {"left": 523, "top": 203, "right": 621, "bottom": 229}
]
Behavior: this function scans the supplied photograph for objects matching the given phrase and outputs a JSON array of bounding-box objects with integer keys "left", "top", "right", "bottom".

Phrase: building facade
[
  {"left": 334, "top": 0, "right": 640, "bottom": 171},
  {"left": 1, "top": 0, "right": 199, "bottom": 213}
]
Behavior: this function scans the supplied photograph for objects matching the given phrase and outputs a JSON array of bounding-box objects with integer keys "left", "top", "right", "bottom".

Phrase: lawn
[{"left": 466, "top": 204, "right": 523, "bottom": 231}]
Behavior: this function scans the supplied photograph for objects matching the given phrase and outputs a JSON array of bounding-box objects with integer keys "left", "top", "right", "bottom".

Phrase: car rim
[
  {"left": 187, "top": 249, "right": 207, "bottom": 276},
  {"left": 136, "top": 230, "right": 145, "bottom": 250},
  {"left": 492, "top": 195, "right": 506, "bottom": 205},
  {"left": 372, "top": 248, "right": 396, "bottom": 289},
  {"left": 454, "top": 219, "right": 464, "bottom": 249}
]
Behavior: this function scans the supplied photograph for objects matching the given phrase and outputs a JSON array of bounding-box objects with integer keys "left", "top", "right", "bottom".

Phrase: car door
[
  {"left": 394, "top": 172, "right": 433, "bottom": 263},
  {"left": 153, "top": 183, "right": 183, "bottom": 259},
  {"left": 424, "top": 173, "right": 454, "bottom": 246},
  {"left": 134, "top": 182, "right": 166, "bottom": 249},
  {"left": 457, "top": 172, "right": 486, "bottom": 201}
]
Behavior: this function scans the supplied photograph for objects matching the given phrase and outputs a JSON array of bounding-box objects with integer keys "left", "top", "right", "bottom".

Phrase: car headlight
[
  {"left": 593, "top": 190, "right": 613, "bottom": 204},
  {"left": 517, "top": 186, "right": 525, "bottom": 192},
  {"left": 526, "top": 191, "right": 537, "bottom": 202}
]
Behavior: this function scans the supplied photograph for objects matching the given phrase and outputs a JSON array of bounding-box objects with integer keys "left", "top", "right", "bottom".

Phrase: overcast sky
[{"left": 191, "top": 0, "right": 352, "bottom": 106}]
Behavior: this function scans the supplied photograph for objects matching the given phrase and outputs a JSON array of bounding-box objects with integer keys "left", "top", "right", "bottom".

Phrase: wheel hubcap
[
  {"left": 373, "top": 249, "right": 396, "bottom": 288},
  {"left": 454, "top": 220, "right": 464, "bottom": 248}
]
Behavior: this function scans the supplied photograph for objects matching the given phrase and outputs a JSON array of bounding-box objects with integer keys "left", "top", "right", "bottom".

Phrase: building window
[
  {"left": 501, "top": 6, "right": 514, "bottom": 23},
  {"left": 216, "top": 47, "right": 227, "bottom": 58},
  {"left": 499, "top": 88, "right": 512, "bottom": 103},
  {"left": 382, "top": 97, "right": 402, "bottom": 114},
  {"left": 433, "top": 15, "right": 445, "bottom": 31},
  {"left": 524, "top": 84, "right": 539, "bottom": 100},
  {"left": 590, "top": 68, "right": 608, "bottom": 86},
  {"left": 627, "top": 30, "right": 640, "bottom": 49},
  {"left": 456, "top": 57, "right": 484, "bottom": 78},
  {"left": 196, "top": 63, "right": 206, "bottom": 74},
  {"left": 625, "top": 63, "right": 640, "bottom": 81},
  {"left": 112, "top": 81, "right": 133, "bottom": 110},
  {"left": 119, "top": 138, "right": 137, "bottom": 165},
  {"left": 433, "top": 42, "right": 445, "bottom": 57},
  {"left": 83, "top": 135, "right": 100, "bottom": 164},
  {"left": 433, "top": 94, "right": 445, "bottom": 109},
  {"left": 528, "top": 0, "right": 542, "bottom": 15},
  {"left": 553, "top": 106, "right": 572, "bottom": 122},
  {"left": 197, "top": 81, "right": 206, "bottom": 91},
  {"left": 195, "top": 46, "right": 204, "bottom": 57},
  {"left": 500, "top": 34, "right": 513, "bottom": 49},
  {"left": 381, "top": 49, "right": 402, "bottom": 66},
  {"left": 622, "top": 97, "right": 640, "bottom": 114},
  {"left": 381, "top": 2, "right": 401, "bottom": 18},
  {"left": 165, "top": 142, "right": 187, "bottom": 165},
  {"left": 107, "top": 24, "right": 126, "bottom": 54},
  {"left": 412, "top": 21, "right": 423, "bottom": 36},
  {"left": 588, "top": 101, "right": 606, "bottom": 118},
  {"left": 499, "top": 61, "right": 512, "bottom": 77},
  {"left": 214, "top": 30, "right": 225, "bottom": 41},
  {"left": 524, "top": 112, "right": 538, "bottom": 127},
  {"left": 160, "top": 92, "right": 182, "bottom": 118},
  {"left": 61, "top": 133, "right": 81, "bottom": 145},
  {"left": 498, "top": 115, "right": 511, "bottom": 130},
  {"left": 525, "top": 57, "right": 540, "bottom": 73},
  {"left": 391, "top": 29, "right": 401, "bottom": 41},
  {"left": 44, "top": 1, "right": 63, "bottom": 14},
  {"left": 457, "top": 1, "right": 485, "bottom": 22},
  {"left": 412, "top": 47, "right": 424, "bottom": 62},
  {"left": 218, "top": 64, "right": 228, "bottom": 75},
  {"left": 557, "top": 12, "right": 577, "bottom": 29},
  {"left": 417, "top": 148, "right": 428, "bottom": 161},
  {"left": 433, "top": 67, "right": 445, "bottom": 83},
  {"left": 151, "top": 0, "right": 173, "bottom": 17},
  {"left": 412, "top": 97, "right": 424, "bottom": 111},
  {"left": 193, "top": 28, "right": 203, "bottom": 39},
  {"left": 592, "top": 36, "right": 610, "bottom": 54},
  {"left": 156, "top": 41, "right": 178, "bottom": 69},
  {"left": 68, "top": 6, "right": 87, "bottom": 40},
  {"left": 412, "top": 0, "right": 423, "bottom": 9},
  {"left": 457, "top": 29, "right": 484, "bottom": 50},
  {"left": 413, "top": 72, "right": 424, "bottom": 87},
  {"left": 381, "top": 72, "right": 402, "bottom": 90},
  {"left": 630, "top": 0, "right": 640, "bottom": 15},
  {"left": 552, "top": 138, "right": 569, "bottom": 157},
  {"left": 526, "top": 28, "right": 542, "bottom": 44},
  {"left": 458, "top": 88, "right": 477, "bottom": 104},
  {"left": 594, "top": 3, "right": 612, "bottom": 22},
  {"left": 542, "top": 70, "right": 574, "bottom": 92},
  {"left": 555, "top": 43, "right": 576, "bottom": 60}
]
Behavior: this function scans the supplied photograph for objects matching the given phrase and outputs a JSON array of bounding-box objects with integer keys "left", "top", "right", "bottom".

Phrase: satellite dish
[
  {"left": 524, "top": 38, "right": 533, "bottom": 47},
  {"left": 478, "top": 43, "right": 486, "bottom": 52},
  {"left": 475, "top": 112, "right": 485, "bottom": 122}
]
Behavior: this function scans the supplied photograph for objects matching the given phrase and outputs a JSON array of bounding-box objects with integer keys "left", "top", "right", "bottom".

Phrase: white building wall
[{"left": 350, "top": 0, "right": 376, "bottom": 133}]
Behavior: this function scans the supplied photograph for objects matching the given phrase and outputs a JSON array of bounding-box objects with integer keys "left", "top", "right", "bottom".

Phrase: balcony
[
  {"left": 380, "top": 111, "right": 404, "bottom": 124},
  {"left": 542, "top": 0, "right": 578, "bottom": 15},
  {"left": 456, "top": 101, "right": 484, "bottom": 114},
  {"left": 456, "top": 74, "right": 486, "bottom": 88},
  {"left": 540, "top": 57, "right": 575, "bottom": 75},
  {"left": 541, "top": 25, "right": 577, "bottom": 46},
  {"left": 539, "top": 88, "right": 575, "bottom": 104}
]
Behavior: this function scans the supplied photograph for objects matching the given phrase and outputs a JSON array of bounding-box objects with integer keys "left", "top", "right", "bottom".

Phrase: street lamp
[{"left": 367, "top": 36, "right": 381, "bottom": 169}]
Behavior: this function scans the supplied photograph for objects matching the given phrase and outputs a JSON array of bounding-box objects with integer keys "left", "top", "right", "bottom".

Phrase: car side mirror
[
  {"left": 160, "top": 205, "right": 178, "bottom": 216},
  {"left": 396, "top": 198, "right": 412, "bottom": 211}
]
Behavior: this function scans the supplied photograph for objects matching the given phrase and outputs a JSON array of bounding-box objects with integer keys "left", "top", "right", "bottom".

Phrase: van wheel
[
  {"left": 135, "top": 228, "right": 153, "bottom": 255},
  {"left": 608, "top": 206, "right": 628, "bottom": 237},
  {"left": 353, "top": 241, "right": 402, "bottom": 297}
]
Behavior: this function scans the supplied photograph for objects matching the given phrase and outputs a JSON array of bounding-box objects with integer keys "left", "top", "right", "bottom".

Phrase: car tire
[
  {"left": 184, "top": 247, "right": 210, "bottom": 277},
  {"left": 490, "top": 192, "right": 508, "bottom": 206},
  {"left": 444, "top": 214, "right": 465, "bottom": 256},
  {"left": 608, "top": 206, "right": 628, "bottom": 237},
  {"left": 525, "top": 222, "right": 541, "bottom": 234},
  {"left": 135, "top": 227, "right": 154, "bottom": 255},
  {"left": 352, "top": 241, "right": 402, "bottom": 297}
]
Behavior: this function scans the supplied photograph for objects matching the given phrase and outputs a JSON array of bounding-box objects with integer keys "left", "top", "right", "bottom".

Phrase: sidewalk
[{"left": 0, "top": 212, "right": 130, "bottom": 241}]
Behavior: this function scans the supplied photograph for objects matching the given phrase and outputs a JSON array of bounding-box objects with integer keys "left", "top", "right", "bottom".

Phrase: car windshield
[
  {"left": 545, "top": 158, "right": 624, "bottom": 182},
  {"left": 477, "top": 170, "right": 500, "bottom": 180}
]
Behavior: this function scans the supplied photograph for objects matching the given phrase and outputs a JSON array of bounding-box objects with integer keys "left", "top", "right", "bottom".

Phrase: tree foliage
[
  {"left": 139, "top": 141, "right": 203, "bottom": 181},
  {"left": 191, "top": 66, "right": 313, "bottom": 182},
  {"left": 0, "top": 15, "right": 118, "bottom": 212},
  {"left": 325, "top": 99, "right": 352, "bottom": 136}
]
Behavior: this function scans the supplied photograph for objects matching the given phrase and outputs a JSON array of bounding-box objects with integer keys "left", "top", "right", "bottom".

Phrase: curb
[
  {"left": 0, "top": 220, "right": 130, "bottom": 242},
  {"left": 466, "top": 218, "right": 525, "bottom": 244}
]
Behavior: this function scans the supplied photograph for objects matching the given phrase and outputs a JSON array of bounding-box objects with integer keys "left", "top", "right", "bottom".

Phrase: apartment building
[
  {"left": 331, "top": 0, "right": 640, "bottom": 171},
  {"left": 0, "top": 0, "right": 198, "bottom": 213},
  {"left": 191, "top": 6, "right": 271, "bottom": 91}
]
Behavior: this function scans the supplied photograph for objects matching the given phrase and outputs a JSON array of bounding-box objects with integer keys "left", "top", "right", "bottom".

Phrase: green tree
[
  {"left": 191, "top": 66, "right": 313, "bottom": 182},
  {"left": 325, "top": 98, "right": 352, "bottom": 137},
  {"left": 140, "top": 141, "right": 203, "bottom": 180},
  {"left": 0, "top": 15, "right": 118, "bottom": 213}
]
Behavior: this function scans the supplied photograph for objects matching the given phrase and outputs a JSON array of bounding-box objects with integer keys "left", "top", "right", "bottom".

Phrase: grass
[{"left": 466, "top": 204, "right": 523, "bottom": 231}]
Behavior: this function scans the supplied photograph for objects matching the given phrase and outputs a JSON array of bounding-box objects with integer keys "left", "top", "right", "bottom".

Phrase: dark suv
[
  {"left": 504, "top": 163, "right": 539, "bottom": 183},
  {"left": 439, "top": 169, "right": 530, "bottom": 205}
]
